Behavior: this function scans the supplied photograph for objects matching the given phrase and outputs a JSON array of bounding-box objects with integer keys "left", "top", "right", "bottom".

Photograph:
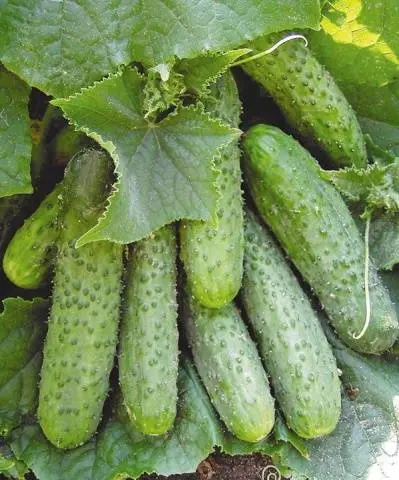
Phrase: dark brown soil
[{"left": 141, "top": 453, "right": 288, "bottom": 480}]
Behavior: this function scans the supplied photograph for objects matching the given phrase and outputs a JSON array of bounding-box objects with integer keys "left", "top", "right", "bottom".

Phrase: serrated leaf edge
[{"left": 53, "top": 75, "right": 240, "bottom": 246}]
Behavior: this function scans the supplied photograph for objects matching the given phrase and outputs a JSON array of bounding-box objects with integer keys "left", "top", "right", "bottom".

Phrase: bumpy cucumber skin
[
  {"left": 180, "top": 72, "right": 243, "bottom": 308},
  {"left": 38, "top": 150, "right": 123, "bottom": 449},
  {"left": 119, "top": 225, "right": 178, "bottom": 436},
  {"left": 3, "top": 182, "right": 63, "bottom": 289},
  {"left": 243, "top": 125, "right": 398, "bottom": 354},
  {"left": 242, "top": 210, "right": 341, "bottom": 438},
  {"left": 184, "top": 296, "right": 275, "bottom": 442},
  {"left": 242, "top": 33, "right": 367, "bottom": 168}
]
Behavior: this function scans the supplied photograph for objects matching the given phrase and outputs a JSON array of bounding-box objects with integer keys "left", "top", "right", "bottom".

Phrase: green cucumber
[
  {"left": 119, "top": 224, "right": 179, "bottom": 435},
  {"left": 38, "top": 150, "right": 123, "bottom": 449},
  {"left": 242, "top": 210, "right": 341, "bottom": 438},
  {"left": 3, "top": 182, "right": 63, "bottom": 289},
  {"left": 242, "top": 33, "right": 367, "bottom": 168},
  {"left": 0, "top": 196, "right": 26, "bottom": 263},
  {"left": 184, "top": 294, "right": 275, "bottom": 442},
  {"left": 49, "top": 125, "right": 91, "bottom": 167},
  {"left": 243, "top": 125, "right": 398, "bottom": 354},
  {"left": 180, "top": 71, "right": 243, "bottom": 308}
]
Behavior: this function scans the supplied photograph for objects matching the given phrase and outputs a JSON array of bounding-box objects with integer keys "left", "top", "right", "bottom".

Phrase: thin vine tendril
[
  {"left": 230, "top": 34, "right": 308, "bottom": 67},
  {"left": 353, "top": 214, "right": 372, "bottom": 340}
]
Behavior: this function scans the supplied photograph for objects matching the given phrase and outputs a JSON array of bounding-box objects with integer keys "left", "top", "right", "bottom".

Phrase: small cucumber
[
  {"left": 3, "top": 182, "right": 63, "bottom": 289},
  {"left": 242, "top": 33, "right": 367, "bottom": 168},
  {"left": 38, "top": 150, "right": 123, "bottom": 449},
  {"left": 184, "top": 294, "right": 275, "bottom": 442},
  {"left": 180, "top": 71, "right": 243, "bottom": 308},
  {"left": 49, "top": 124, "right": 91, "bottom": 167},
  {"left": 119, "top": 224, "right": 179, "bottom": 436},
  {"left": 243, "top": 125, "right": 398, "bottom": 354},
  {"left": 0, "top": 196, "right": 26, "bottom": 262},
  {"left": 242, "top": 210, "right": 341, "bottom": 438}
]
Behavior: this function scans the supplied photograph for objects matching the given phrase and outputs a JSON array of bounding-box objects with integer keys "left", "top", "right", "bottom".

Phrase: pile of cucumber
[{"left": 2, "top": 34, "right": 398, "bottom": 450}]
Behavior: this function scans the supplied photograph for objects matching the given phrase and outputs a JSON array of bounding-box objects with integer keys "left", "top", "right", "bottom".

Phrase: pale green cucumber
[
  {"left": 180, "top": 71, "right": 243, "bottom": 308},
  {"left": 184, "top": 294, "right": 275, "bottom": 442},
  {"left": 3, "top": 182, "right": 63, "bottom": 289},
  {"left": 242, "top": 210, "right": 341, "bottom": 438},
  {"left": 242, "top": 33, "right": 367, "bottom": 168},
  {"left": 243, "top": 125, "right": 398, "bottom": 354},
  {"left": 119, "top": 224, "right": 179, "bottom": 435},
  {"left": 38, "top": 149, "right": 123, "bottom": 449}
]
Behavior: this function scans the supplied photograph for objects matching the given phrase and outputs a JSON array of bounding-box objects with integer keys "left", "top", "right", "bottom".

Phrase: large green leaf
[
  {"left": 0, "top": 297, "right": 47, "bottom": 436},
  {"left": 10, "top": 360, "right": 225, "bottom": 480},
  {"left": 288, "top": 324, "right": 399, "bottom": 480},
  {"left": 0, "top": 67, "right": 31, "bottom": 198},
  {"left": 309, "top": 0, "right": 399, "bottom": 124},
  {"left": 0, "top": 0, "right": 320, "bottom": 97},
  {"left": 54, "top": 68, "right": 239, "bottom": 245},
  {"left": 360, "top": 117, "right": 399, "bottom": 156}
]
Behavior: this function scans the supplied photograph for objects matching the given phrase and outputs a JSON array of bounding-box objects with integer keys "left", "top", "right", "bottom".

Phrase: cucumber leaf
[
  {"left": 321, "top": 160, "right": 399, "bottom": 215},
  {"left": 176, "top": 49, "right": 251, "bottom": 95},
  {"left": 288, "top": 322, "right": 399, "bottom": 480},
  {"left": 0, "top": 67, "right": 31, "bottom": 198},
  {"left": 309, "top": 0, "right": 399, "bottom": 124},
  {"left": 0, "top": 0, "right": 320, "bottom": 97},
  {"left": 360, "top": 117, "right": 399, "bottom": 157},
  {"left": 0, "top": 297, "right": 48, "bottom": 436},
  {"left": 53, "top": 68, "right": 239, "bottom": 246}
]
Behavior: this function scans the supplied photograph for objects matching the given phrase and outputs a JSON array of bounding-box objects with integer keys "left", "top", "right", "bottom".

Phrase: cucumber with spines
[
  {"left": 242, "top": 33, "right": 367, "bottom": 168},
  {"left": 184, "top": 294, "right": 275, "bottom": 442},
  {"left": 243, "top": 125, "right": 398, "bottom": 354},
  {"left": 3, "top": 182, "right": 63, "bottom": 289},
  {"left": 180, "top": 71, "right": 243, "bottom": 308},
  {"left": 119, "top": 224, "right": 179, "bottom": 436},
  {"left": 242, "top": 209, "right": 341, "bottom": 439},
  {"left": 38, "top": 149, "right": 123, "bottom": 449}
]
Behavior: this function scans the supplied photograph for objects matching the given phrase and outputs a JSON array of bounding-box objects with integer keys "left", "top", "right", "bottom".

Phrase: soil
[{"left": 141, "top": 453, "right": 288, "bottom": 480}]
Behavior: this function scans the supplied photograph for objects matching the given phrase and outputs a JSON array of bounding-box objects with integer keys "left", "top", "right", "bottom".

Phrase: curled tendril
[
  {"left": 261, "top": 465, "right": 282, "bottom": 480},
  {"left": 352, "top": 214, "right": 372, "bottom": 340},
  {"left": 231, "top": 34, "right": 308, "bottom": 67}
]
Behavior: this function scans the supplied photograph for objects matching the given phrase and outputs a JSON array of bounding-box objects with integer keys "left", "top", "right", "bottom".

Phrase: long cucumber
[
  {"left": 180, "top": 71, "right": 243, "bottom": 308},
  {"left": 119, "top": 224, "right": 179, "bottom": 435},
  {"left": 38, "top": 149, "right": 123, "bottom": 449},
  {"left": 242, "top": 210, "right": 341, "bottom": 438},
  {"left": 243, "top": 125, "right": 398, "bottom": 354},
  {"left": 242, "top": 33, "right": 367, "bottom": 168},
  {"left": 184, "top": 294, "right": 275, "bottom": 442}
]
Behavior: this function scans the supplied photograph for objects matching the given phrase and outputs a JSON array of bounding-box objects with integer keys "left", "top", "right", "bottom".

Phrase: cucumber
[
  {"left": 184, "top": 294, "right": 275, "bottom": 442},
  {"left": 241, "top": 210, "right": 341, "bottom": 438},
  {"left": 242, "top": 33, "right": 367, "bottom": 168},
  {"left": 119, "top": 224, "right": 179, "bottom": 435},
  {"left": 0, "top": 196, "right": 26, "bottom": 262},
  {"left": 180, "top": 71, "right": 243, "bottom": 308},
  {"left": 38, "top": 149, "right": 123, "bottom": 449},
  {"left": 243, "top": 125, "right": 399, "bottom": 354},
  {"left": 49, "top": 125, "right": 91, "bottom": 167},
  {"left": 3, "top": 182, "right": 63, "bottom": 289}
]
